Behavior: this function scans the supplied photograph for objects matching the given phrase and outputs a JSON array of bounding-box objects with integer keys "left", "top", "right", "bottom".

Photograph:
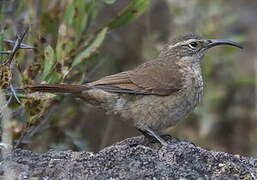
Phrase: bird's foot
[
  {"left": 179, "top": 140, "right": 196, "bottom": 146},
  {"left": 137, "top": 127, "right": 169, "bottom": 146},
  {"left": 160, "top": 135, "right": 196, "bottom": 146},
  {"left": 160, "top": 135, "right": 181, "bottom": 143},
  {"left": 137, "top": 128, "right": 196, "bottom": 147}
]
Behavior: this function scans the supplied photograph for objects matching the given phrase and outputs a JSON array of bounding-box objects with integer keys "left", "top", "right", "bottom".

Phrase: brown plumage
[
  {"left": 24, "top": 35, "right": 242, "bottom": 145},
  {"left": 25, "top": 84, "right": 90, "bottom": 94},
  {"left": 26, "top": 58, "right": 183, "bottom": 96},
  {"left": 88, "top": 58, "right": 183, "bottom": 95}
]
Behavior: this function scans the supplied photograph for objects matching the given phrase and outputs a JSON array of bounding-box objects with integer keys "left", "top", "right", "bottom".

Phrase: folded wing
[{"left": 88, "top": 59, "right": 183, "bottom": 96}]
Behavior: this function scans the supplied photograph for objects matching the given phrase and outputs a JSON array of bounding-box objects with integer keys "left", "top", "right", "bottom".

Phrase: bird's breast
[{"left": 189, "top": 62, "right": 204, "bottom": 106}]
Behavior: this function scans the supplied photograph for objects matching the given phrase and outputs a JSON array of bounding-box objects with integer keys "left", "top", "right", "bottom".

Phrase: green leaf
[
  {"left": 42, "top": 46, "right": 56, "bottom": 80},
  {"left": 85, "top": 0, "right": 97, "bottom": 19},
  {"left": 72, "top": 27, "right": 108, "bottom": 67},
  {"left": 108, "top": 0, "right": 152, "bottom": 29},
  {"left": 57, "top": 1, "right": 90, "bottom": 62},
  {"left": 64, "top": 4, "right": 75, "bottom": 25},
  {"left": 46, "top": 71, "right": 62, "bottom": 84},
  {"left": 73, "top": 0, "right": 89, "bottom": 36}
]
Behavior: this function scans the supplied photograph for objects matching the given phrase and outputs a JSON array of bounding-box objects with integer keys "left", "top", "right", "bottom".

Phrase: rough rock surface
[{"left": 1, "top": 136, "right": 257, "bottom": 179}]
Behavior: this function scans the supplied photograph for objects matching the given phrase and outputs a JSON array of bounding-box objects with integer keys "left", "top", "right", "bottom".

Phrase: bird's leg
[{"left": 138, "top": 127, "right": 168, "bottom": 146}]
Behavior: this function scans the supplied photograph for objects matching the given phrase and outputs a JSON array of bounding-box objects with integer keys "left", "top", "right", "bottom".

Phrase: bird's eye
[{"left": 189, "top": 42, "right": 198, "bottom": 48}]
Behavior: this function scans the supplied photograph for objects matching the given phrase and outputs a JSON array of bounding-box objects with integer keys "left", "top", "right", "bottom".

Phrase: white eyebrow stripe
[{"left": 168, "top": 39, "right": 201, "bottom": 49}]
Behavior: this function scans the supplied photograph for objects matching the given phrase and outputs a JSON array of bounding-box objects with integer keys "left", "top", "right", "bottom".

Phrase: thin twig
[
  {"left": 1, "top": 27, "right": 31, "bottom": 105},
  {"left": 4, "top": 26, "right": 29, "bottom": 65},
  {"left": 4, "top": 39, "right": 34, "bottom": 49},
  {"left": 10, "top": 84, "right": 21, "bottom": 104},
  {"left": 0, "top": 50, "right": 11, "bottom": 54}
]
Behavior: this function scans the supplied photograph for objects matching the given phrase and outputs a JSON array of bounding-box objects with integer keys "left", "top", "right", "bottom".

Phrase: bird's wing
[
  {"left": 88, "top": 71, "right": 145, "bottom": 94},
  {"left": 88, "top": 60, "right": 183, "bottom": 96}
]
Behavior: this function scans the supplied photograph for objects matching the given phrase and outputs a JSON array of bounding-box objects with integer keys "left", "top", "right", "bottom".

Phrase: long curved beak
[{"left": 207, "top": 39, "right": 243, "bottom": 49}]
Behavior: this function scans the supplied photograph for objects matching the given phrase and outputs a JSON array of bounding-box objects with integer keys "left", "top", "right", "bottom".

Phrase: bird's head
[{"left": 160, "top": 34, "right": 242, "bottom": 61}]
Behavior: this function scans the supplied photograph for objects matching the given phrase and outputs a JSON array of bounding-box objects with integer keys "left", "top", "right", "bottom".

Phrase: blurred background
[{"left": 0, "top": 0, "right": 256, "bottom": 157}]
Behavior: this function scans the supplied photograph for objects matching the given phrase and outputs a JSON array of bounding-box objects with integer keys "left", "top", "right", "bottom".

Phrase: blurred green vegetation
[{"left": 0, "top": 0, "right": 256, "bottom": 157}]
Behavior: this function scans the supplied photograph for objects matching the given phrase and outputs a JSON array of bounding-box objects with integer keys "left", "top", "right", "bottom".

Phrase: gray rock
[{"left": 1, "top": 136, "right": 257, "bottom": 179}]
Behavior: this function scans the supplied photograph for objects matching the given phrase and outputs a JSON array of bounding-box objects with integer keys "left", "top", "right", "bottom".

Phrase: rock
[{"left": 1, "top": 136, "right": 257, "bottom": 179}]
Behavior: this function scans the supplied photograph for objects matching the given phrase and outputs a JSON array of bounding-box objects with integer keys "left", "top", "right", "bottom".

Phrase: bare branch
[
  {"left": 4, "top": 39, "right": 34, "bottom": 49},
  {"left": 0, "top": 50, "right": 11, "bottom": 54},
  {"left": 4, "top": 26, "right": 29, "bottom": 65}
]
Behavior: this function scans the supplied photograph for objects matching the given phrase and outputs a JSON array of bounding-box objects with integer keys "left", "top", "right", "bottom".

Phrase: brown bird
[{"left": 25, "top": 35, "right": 242, "bottom": 145}]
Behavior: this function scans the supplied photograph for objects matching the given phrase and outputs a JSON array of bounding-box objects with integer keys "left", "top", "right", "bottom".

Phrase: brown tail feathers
[{"left": 25, "top": 84, "right": 90, "bottom": 94}]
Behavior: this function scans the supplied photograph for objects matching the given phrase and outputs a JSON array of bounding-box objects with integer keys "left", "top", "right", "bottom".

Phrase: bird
[{"left": 24, "top": 34, "right": 242, "bottom": 146}]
